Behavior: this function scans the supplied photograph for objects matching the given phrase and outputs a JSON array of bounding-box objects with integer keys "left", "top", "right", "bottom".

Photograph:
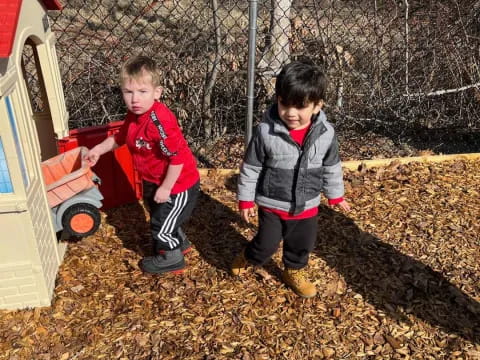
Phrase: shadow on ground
[
  {"left": 103, "top": 201, "right": 151, "bottom": 257},
  {"left": 314, "top": 204, "right": 480, "bottom": 344},
  {"left": 100, "top": 174, "right": 480, "bottom": 345},
  {"left": 194, "top": 175, "right": 480, "bottom": 344},
  {"left": 401, "top": 127, "right": 480, "bottom": 154},
  {"left": 102, "top": 188, "right": 250, "bottom": 272},
  {"left": 358, "top": 124, "right": 480, "bottom": 156},
  {"left": 187, "top": 190, "right": 250, "bottom": 273}
]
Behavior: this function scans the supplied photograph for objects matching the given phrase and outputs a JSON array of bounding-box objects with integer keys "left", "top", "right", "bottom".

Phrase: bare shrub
[{"left": 46, "top": 0, "right": 480, "bottom": 153}]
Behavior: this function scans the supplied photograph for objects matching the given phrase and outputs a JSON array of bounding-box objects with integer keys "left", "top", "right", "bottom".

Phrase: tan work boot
[
  {"left": 282, "top": 268, "right": 317, "bottom": 298},
  {"left": 231, "top": 250, "right": 249, "bottom": 276}
]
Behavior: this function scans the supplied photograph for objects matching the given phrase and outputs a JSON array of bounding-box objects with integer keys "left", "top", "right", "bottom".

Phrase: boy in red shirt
[{"left": 86, "top": 56, "right": 200, "bottom": 275}]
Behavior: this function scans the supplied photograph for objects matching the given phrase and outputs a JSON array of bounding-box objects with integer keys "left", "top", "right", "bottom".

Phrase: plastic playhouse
[
  {"left": 0, "top": 0, "right": 77, "bottom": 310},
  {"left": 0, "top": 0, "right": 139, "bottom": 310}
]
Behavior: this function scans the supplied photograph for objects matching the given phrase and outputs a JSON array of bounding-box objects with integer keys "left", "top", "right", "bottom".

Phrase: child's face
[
  {"left": 277, "top": 97, "right": 323, "bottom": 130},
  {"left": 121, "top": 73, "right": 162, "bottom": 115}
]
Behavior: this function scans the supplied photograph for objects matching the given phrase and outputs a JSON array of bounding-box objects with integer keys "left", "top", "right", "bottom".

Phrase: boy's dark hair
[
  {"left": 120, "top": 55, "right": 161, "bottom": 87},
  {"left": 275, "top": 61, "right": 327, "bottom": 107}
]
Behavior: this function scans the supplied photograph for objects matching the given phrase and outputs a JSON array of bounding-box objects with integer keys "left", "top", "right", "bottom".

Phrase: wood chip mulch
[{"left": 0, "top": 159, "right": 479, "bottom": 360}]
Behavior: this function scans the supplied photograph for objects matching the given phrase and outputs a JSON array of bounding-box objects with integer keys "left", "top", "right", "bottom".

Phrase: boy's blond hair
[{"left": 120, "top": 56, "right": 161, "bottom": 87}]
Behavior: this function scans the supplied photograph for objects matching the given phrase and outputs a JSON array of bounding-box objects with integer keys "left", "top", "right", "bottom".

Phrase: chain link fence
[{"left": 46, "top": 0, "right": 480, "bottom": 151}]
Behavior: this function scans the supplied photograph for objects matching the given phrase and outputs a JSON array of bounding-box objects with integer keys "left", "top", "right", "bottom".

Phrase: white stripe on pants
[{"left": 156, "top": 190, "right": 188, "bottom": 249}]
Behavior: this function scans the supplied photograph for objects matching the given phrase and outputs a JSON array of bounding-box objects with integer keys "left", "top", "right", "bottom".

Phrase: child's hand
[
  {"left": 333, "top": 200, "right": 351, "bottom": 212},
  {"left": 84, "top": 148, "right": 101, "bottom": 167},
  {"left": 154, "top": 186, "right": 171, "bottom": 203},
  {"left": 240, "top": 207, "right": 256, "bottom": 223}
]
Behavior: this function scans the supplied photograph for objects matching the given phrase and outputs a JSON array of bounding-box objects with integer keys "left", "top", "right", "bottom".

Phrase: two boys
[{"left": 88, "top": 56, "right": 350, "bottom": 298}]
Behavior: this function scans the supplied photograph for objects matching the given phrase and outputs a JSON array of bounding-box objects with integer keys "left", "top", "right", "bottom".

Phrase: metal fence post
[{"left": 245, "top": 0, "right": 258, "bottom": 148}]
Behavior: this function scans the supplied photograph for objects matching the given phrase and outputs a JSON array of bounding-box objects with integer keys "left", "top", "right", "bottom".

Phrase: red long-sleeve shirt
[{"left": 115, "top": 101, "right": 199, "bottom": 194}]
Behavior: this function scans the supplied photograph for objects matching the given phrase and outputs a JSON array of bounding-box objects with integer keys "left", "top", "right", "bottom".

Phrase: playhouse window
[
  {"left": 0, "top": 138, "right": 13, "bottom": 193},
  {"left": 5, "top": 96, "right": 29, "bottom": 187}
]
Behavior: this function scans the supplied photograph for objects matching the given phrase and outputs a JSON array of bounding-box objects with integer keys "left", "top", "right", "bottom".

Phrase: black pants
[
  {"left": 245, "top": 208, "right": 318, "bottom": 269},
  {"left": 143, "top": 180, "right": 200, "bottom": 252}
]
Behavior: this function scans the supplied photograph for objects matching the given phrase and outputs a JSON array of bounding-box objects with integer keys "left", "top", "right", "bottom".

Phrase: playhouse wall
[
  {"left": 0, "top": 0, "right": 68, "bottom": 309},
  {"left": 21, "top": 1, "right": 68, "bottom": 141},
  {"left": 34, "top": 112, "right": 58, "bottom": 161},
  {"left": 0, "top": 207, "right": 55, "bottom": 309},
  {"left": 34, "top": 31, "right": 69, "bottom": 140},
  {"left": 1, "top": 0, "right": 68, "bottom": 141},
  {"left": 0, "top": 96, "right": 64, "bottom": 309}
]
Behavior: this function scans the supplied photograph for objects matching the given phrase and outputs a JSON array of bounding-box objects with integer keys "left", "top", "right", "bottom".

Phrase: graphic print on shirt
[
  {"left": 150, "top": 111, "right": 177, "bottom": 157},
  {"left": 136, "top": 137, "right": 152, "bottom": 150}
]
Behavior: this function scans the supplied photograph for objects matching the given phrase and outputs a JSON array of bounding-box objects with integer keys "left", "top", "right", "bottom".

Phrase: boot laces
[{"left": 289, "top": 268, "right": 308, "bottom": 283}]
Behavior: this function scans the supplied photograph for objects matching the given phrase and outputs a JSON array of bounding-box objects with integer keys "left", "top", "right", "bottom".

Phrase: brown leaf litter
[{"left": 0, "top": 159, "right": 479, "bottom": 359}]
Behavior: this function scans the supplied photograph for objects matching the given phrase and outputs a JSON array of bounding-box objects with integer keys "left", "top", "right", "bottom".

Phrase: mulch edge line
[{"left": 199, "top": 153, "right": 480, "bottom": 176}]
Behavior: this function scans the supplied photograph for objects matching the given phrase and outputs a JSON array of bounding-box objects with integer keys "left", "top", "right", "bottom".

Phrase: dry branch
[{"left": 403, "top": 82, "right": 480, "bottom": 98}]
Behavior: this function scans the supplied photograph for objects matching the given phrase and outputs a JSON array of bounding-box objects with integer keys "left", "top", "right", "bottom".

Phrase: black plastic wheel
[{"left": 62, "top": 203, "right": 101, "bottom": 237}]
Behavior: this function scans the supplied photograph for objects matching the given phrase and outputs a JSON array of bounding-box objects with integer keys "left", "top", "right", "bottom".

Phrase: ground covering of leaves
[{"left": 1, "top": 159, "right": 479, "bottom": 359}]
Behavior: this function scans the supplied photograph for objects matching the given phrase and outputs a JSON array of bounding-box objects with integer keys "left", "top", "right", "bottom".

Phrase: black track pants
[
  {"left": 245, "top": 208, "right": 318, "bottom": 269},
  {"left": 143, "top": 180, "right": 199, "bottom": 252}
]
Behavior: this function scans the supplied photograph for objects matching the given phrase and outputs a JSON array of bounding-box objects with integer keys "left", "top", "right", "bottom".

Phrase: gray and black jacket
[{"left": 238, "top": 104, "right": 345, "bottom": 215}]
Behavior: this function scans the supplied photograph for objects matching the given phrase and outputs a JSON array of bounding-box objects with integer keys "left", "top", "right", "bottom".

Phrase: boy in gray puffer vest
[{"left": 232, "top": 61, "right": 351, "bottom": 298}]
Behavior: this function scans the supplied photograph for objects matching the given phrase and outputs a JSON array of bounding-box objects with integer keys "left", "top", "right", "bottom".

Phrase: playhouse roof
[{"left": 0, "top": 0, "right": 62, "bottom": 58}]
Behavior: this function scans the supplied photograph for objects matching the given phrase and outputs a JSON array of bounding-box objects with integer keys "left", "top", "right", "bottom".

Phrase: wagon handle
[{"left": 92, "top": 174, "right": 102, "bottom": 186}]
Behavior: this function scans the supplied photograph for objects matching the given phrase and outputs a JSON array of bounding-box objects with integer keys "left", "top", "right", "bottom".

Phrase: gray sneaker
[
  {"left": 141, "top": 248, "right": 185, "bottom": 274},
  {"left": 179, "top": 228, "right": 192, "bottom": 255}
]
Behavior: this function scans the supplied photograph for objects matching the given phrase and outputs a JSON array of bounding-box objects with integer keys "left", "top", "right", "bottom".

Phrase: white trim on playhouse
[{"left": 0, "top": 0, "right": 68, "bottom": 309}]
